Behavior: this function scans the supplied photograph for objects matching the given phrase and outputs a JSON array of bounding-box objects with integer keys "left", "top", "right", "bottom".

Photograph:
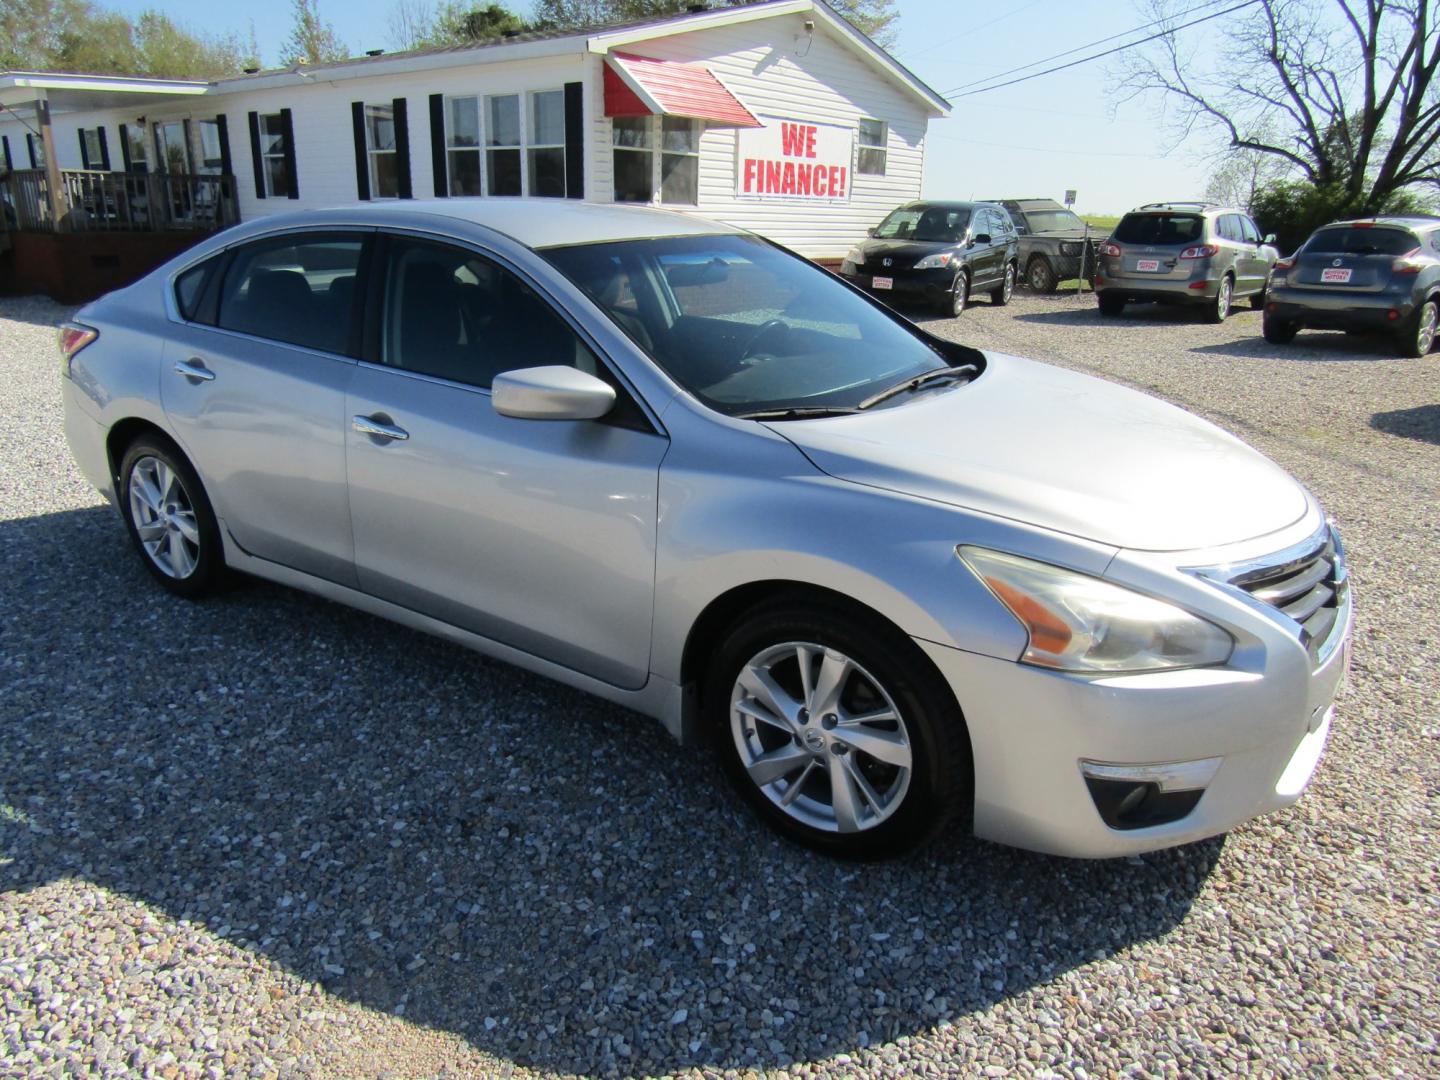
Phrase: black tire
[
  {"left": 990, "top": 262, "right": 1016, "bottom": 306},
  {"left": 117, "top": 434, "right": 227, "bottom": 598},
  {"left": 1262, "top": 312, "right": 1298, "bottom": 344},
  {"left": 705, "top": 598, "right": 971, "bottom": 859},
  {"left": 1249, "top": 282, "right": 1267, "bottom": 310},
  {"left": 1026, "top": 256, "right": 1058, "bottom": 293},
  {"left": 1204, "top": 275, "right": 1233, "bottom": 324},
  {"left": 1396, "top": 298, "right": 1438, "bottom": 358},
  {"left": 940, "top": 271, "right": 968, "bottom": 317},
  {"left": 1097, "top": 293, "right": 1125, "bottom": 317}
]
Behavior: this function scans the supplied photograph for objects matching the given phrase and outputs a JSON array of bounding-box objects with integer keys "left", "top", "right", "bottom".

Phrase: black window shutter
[
  {"left": 392, "top": 97, "right": 412, "bottom": 199},
  {"left": 247, "top": 112, "right": 266, "bottom": 198},
  {"left": 1, "top": 135, "right": 9, "bottom": 171},
  {"left": 429, "top": 93, "right": 447, "bottom": 198},
  {"left": 78, "top": 130, "right": 91, "bottom": 169},
  {"left": 279, "top": 108, "right": 299, "bottom": 198},
  {"left": 214, "top": 115, "right": 231, "bottom": 177},
  {"left": 97, "top": 127, "right": 111, "bottom": 170},
  {"left": 564, "top": 81, "right": 584, "bottom": 199},
  {"left": 27, "top": 135, "right": 38, "bottom": 169},
  {"left": 351, "top": 101, "right": 370, "bottom": 200},
  {"left": 117, "top": 124, "right": 136, "bottom": 173}
]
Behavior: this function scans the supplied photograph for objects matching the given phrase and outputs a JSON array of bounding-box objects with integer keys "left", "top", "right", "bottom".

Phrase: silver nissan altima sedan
[{"left": 60, "top": 200, "right": 1351, "bottom": 859}]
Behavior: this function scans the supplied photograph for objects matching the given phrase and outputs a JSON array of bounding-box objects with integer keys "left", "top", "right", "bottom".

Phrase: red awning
[{"left": 603, "top": 52, "right": 761, "bottom": 128}]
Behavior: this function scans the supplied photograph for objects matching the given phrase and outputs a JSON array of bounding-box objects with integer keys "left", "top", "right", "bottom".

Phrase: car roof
[
  {"left": 1322, "top": 216, "right": 1440, "bottom": 230},
  {"left": 894, "top": 200, "right": 996, "bottom": 211},
  {"left": 994, "top": 199, "right": 1067, "bottom": 210}
]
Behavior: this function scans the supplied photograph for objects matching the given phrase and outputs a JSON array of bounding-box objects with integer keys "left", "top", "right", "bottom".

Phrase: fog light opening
[
  {"left": 1386, "top": 309, "right": 1400, "bottom": 321},
  {"left": 1266, "top": 302, "right": 1278, "bottom": 313}
]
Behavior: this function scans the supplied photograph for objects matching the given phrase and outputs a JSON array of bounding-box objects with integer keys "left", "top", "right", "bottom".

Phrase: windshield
[
  {"left": 543, "top": 234, "right": 972, "bottom": 415},
  {"left": 1113, "top": 214, "right": 1203, "bottom": 245},
  {"left": 873, "top": 205, "right": 971, "bottom": 243},
  {"left": 1021, "top": 209, "right": 1085, "bottom": 233},
  {"left": 1304, "top": 226, "right": 1418, "bottom": 256}
]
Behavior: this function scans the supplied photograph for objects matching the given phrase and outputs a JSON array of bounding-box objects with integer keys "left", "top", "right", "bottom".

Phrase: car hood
[
  {"left": 769, "top": 353, "right": 1308, "bottom": 552},
  {"left": 859, "top": 239, "right": 956, "bottom": 261},
  {"left": 1028, "top": 227, "right": 1090, "bottom": 240}
]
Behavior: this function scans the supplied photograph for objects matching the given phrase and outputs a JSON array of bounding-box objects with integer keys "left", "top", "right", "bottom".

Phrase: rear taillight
[
  {"left": 1179, "top": 244, "right": 1220, "bottom": 259},
  {"left": 58, "top": 322, "right": 98, "bottom": 376},
  {"left": 1099, "top": 242, "right": 1122, "bottom": 257},
  {"left": 1392, "top": 247, "right": 1425, "bottom": 274},
  {"left": 1273, "top": 257, "right": 1295, "bottom": 272}
]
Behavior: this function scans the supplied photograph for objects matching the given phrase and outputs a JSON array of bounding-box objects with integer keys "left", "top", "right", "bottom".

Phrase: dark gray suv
[{"left": 1264, "top": 217, "right": 1440, "bottom": 357}]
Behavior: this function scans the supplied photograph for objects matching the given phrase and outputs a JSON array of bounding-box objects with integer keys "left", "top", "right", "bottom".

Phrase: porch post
[{"left": 36, "top": 95, "right": 69, "bottom": 231}]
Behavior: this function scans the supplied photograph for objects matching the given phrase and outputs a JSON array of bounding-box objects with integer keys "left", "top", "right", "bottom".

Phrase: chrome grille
[{"left": 1229, "top": 529, "right": 1346, "bottom": 662}]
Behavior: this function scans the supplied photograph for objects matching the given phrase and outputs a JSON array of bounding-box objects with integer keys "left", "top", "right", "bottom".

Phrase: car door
[
  {"left": 969, "top": 209, "right": 1004, "bottom": 287},
  {"left": 1238, "top": 214, "right": 1272, "bottom": 294},
  {"left": 161, "top": 229, "right": 368, "bottom": 587},
  {"left": 345, "top": 233, "right": 668, "bottom": 689}
]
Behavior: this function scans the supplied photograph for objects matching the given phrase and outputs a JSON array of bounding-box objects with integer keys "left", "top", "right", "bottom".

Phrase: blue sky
[{"left": 100, "top": 0, "right": 1218, "bottom": 214}]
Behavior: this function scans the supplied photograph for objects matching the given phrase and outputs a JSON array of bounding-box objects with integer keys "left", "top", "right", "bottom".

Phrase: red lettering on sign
[
  {"left": 765, "top": 160, "right": 781, "bottom": 192},
  {"left": 780, "top": 123, "right": 805, "bottom": 157},
  {"left": 796, "top": 163, "right": 812, "bottom": 196},
  {"left": 743, "top": 158, "right": 758, "bottom": 193},
  {"left": 781, "top": 161, "right": 796, "bottom": 194},
  {"left": 813, "top": 166, "right": 827, "bottom": 196},
  {"left": 804, "top": 126, "right": 816, "bottom": 157}
]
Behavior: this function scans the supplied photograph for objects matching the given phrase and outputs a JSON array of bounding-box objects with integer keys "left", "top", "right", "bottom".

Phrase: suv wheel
[
  {"left": 1262, "top": 312, "right": 1298, "bottom": 344},
  {"left": 991, "top": 263, "right": 1015, "bottom": 306},
  {"left": 1098, "top": 293, "right": 1125, "bottom": 317},
  {"left": 1204, "top": 275, "right": 1233, "bottom": 324},
  {"left": 942, "top": 272, "right": 968, "bottom": 317},
  {"left": 1398, "top": 298, "right": 1438, "bottom": 358},
  {"left": 1026, "top": 257, "right": 1058, "bottom": 293},
  {"left": 707, "top": 599, "right": 971, "bottom": 858}
]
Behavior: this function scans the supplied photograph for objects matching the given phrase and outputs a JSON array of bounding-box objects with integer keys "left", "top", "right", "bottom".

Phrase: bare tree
[
  {"left": 1120, "top": 0, "right": 1440, "bottom": 211},
  {"left": 388, "top": 0, "right": 437, "bottom": 50}
]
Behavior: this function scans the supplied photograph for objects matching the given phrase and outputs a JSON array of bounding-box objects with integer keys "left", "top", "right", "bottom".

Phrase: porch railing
[{"left": 0, "top": 169, "right": 239, "bottom": 234}]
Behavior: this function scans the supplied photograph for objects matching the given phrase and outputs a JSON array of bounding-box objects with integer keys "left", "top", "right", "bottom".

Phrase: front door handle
[
  {"left": 352, "top": 415, "right": 410, "bottom": 441},
  {"left": 173, "top": 358, "right": 215, "bottom": 382}
]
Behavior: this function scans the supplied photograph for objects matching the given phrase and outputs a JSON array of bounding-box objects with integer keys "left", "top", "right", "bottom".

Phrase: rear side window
[
  {"left": 174, "top": 258, "right": 218, "bottom": 321},
  {"left": 1113, "top": 214, "right": 1203, "bottom": 245},
  {"left": 1305, "top": 227, "right": 1419, "bottom": 256},
  {"left": 216, "top": 233, "right": 365, "bottom": 354}
]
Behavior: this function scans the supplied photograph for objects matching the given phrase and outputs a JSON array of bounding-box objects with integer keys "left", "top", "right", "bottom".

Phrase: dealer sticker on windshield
[
  {"left": 872, "top": 276, "right": 894, "bottom": 290},
  {"left": 1321, "top": 267, "right": 1352, "bottom": 283},
  {"left": 1135, "top": 259, "right": 1161, "bottom": 272}
]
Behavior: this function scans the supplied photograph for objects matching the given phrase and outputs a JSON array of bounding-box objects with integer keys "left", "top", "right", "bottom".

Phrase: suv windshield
[
  {"left": 1113, "top": 214, "right": 1204, "bottom": 245},
  {"left": 544, "top": 234, "right": 974, "bottom": 416},
  {"left": 1021, "top": 209, "right": 1084, "bottom": 233},
  {"left": 1304, "top": 226, "right": 1419, "bottom": 256},
  {"left": 873, "top": 205, "right": 971, "bottom": 243}
]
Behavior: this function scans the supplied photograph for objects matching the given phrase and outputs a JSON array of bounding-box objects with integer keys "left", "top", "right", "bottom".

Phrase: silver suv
[{"left": 1095, "top": 202, "right": 1280, "bottom": 322}]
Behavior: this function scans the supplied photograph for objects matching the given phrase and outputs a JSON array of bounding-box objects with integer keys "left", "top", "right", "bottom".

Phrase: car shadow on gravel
[
  {"left": 1187, "top": 332, "right": 1408, "bottom": 361},
  {"left": 1009, "top": 304, "right": 1266, "bottom": 328},
  {"left": 0, "top": 505, "right": 1222, "bottom": 1078},
  {"left": 1371, "top": 403, "right": 1440, "bottom": 444}
]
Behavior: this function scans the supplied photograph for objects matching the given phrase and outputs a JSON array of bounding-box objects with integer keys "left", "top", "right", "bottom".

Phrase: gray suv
[{"left": 1095, "top": 202, "right": 1279, "bottom": 322}]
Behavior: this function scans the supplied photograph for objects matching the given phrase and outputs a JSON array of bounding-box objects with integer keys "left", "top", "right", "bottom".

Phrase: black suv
[
  {"left": 992, "top": 198, "right": 1096, "bottom": 291},
  {"left": 839, "top": 201, "right": 1020, "bottom": 317}
]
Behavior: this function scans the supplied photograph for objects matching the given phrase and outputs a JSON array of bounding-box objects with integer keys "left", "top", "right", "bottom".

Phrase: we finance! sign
[{"left": 736, "top": 117, "right": 853, "bottom": 201}]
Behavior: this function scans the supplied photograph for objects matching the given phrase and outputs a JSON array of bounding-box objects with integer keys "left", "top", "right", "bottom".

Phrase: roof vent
[
  {"left": 242, "top": 66, "right": 260, "bottom": 74},
  {"left": 366, "top": 48, "right": 384, "bottom": 56}
]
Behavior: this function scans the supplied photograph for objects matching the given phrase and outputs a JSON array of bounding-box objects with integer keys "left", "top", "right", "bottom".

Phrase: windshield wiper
[
  {"left": 735, "top": 406, "right": 861, "bottom": 420},
  {"left": 858, "top": 363, "right": 979, "bottom": 410}
]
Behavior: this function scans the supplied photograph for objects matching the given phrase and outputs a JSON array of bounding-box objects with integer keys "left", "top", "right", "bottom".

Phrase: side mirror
[
  {"left": 492, "top": 365, "right": 616, "bottom": 421},
  {"left": 1263, "top": 233, "right": 1276, "bottom": 245},
  {"left": 865, "top": 226, "right": 877, "bottom": 237},
  {"left": 971, "top": 233, "right": 992, "bottom": 246}
]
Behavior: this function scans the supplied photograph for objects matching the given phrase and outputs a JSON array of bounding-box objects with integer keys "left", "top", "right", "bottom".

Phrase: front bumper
[{"left": 839, "top": 267, "right": 956, "bottom": 305}]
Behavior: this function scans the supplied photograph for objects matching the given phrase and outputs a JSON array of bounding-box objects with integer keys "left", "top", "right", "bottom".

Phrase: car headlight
[
  {"left": 845, "top": 246, "right": 866, "bottom": 265},
  {"left": 958, "top": 547, "right": 1233, "bottom": 673},
  {"left": 914, "top": 252, "right": 955, "bottom": 270}
]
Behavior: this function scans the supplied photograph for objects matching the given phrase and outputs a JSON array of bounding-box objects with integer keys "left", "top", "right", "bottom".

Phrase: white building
[{"left": 0, "top": 0, "right": 947, "bottom": 279}]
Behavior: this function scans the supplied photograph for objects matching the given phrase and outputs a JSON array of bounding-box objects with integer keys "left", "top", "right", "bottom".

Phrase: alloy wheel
[
  {"left": 1000, "top": 264, "right": 1014, "bottom": 303},
  {"left": 730, "top": 641, "right": 913, "bottom": 834},
  {"left": 1417, "top": 301, "right": 1437, "bottom": 354},
  {"left": 1216, "top": 277, "right": 1232, "bottom": 320},
  {"left": 127, "top": 455, "right": 201, "bottom": 579}
]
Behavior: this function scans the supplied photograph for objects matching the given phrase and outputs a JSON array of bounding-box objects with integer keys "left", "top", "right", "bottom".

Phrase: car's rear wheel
[
  {"left": 1397, "top": 298, "right": 1438, "bottom": 358},
  {"left": 1205, "top": 275, "right": 1233, "bottom": 324},
  {"left": 1098, "top": 293, "right": 1125, "bottom": 317},
  {"left": 118, "top": 435, "right": 226, "bottom": 598},
  {"left": 707, "top": 600, "right": 970, "bottom": 859},
  {"left": 991, "top": 263, "right": 1015, "bottom": 306},
  {"left": 942, "top": 272, "right": 969, "bottom": 317},
  {"left": 1262, "top": 312, "right": 1299, "bottom": 344},
  {"left": 1026, "top": 257, "right": 1058, "bottom": 292}
]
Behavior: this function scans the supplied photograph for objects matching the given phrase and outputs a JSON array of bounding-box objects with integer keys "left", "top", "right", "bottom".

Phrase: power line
[
  {"left": 946, "top": 0, "right": 1261, "bottom": 100},
  {"left": 900, "top": 0, "right": 1052, "bottom": 61},
  {"left": 939, "top": 0, "right": 1238, "bottom": 98}
]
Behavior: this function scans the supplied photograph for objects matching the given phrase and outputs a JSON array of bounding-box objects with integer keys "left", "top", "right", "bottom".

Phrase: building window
[
  {"left": 258, "top": 114, "right": 291, "bottom": 195},
  {"left": 857, "top": 118, "right": 887, "bottom": 176},
  {"left": 366, "top": 104, "right": 399, "bottom": 198},
  {"left": 82, "top": 128, "right": 103, "bottom": 169},
  {"left": 124, "top": 126, "right": 147, "bottom": 172},
  {"left": 447, "top": 96, "right": 482, "bottom": 196},
  {"left": 197, "top": 119, "right": 225, "bottom": 174},
  {"left": 660, "top": 117, "right": 700, "bottom": 205},
  {"left": 28, "top": 133, "right": 42, "bottom": 168},
  {"left": 486, "top": 94, "right": 521, "bottom": 196},
  {"left": 612, "top": 117, "right": 653, "bottom": 203},
  {"left": 528, "top": 90, "right": 566, "bottom": 198}
]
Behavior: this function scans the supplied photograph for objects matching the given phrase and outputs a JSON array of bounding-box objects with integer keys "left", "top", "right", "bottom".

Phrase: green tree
[
  {"left": 1251, "top": 179, "right": 1435, "bottom": 254},
  {"left": 280, "top": 0, "right": 346, "bottom": 66},
  {"left": 388, "top": 0, "right": 526, "bottom": 50}
]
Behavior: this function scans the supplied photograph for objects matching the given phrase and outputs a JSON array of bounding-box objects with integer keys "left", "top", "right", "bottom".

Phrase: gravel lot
[{"left": 2, "top": 288, "right": 1437, "bottom": 1079}]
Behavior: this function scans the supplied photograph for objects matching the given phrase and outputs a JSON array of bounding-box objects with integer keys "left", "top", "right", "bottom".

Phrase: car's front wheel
[
  {"left": 118, "top": 435, "right": 226, "bottom": 598},
  {"left": 1397, "top": 298, "right": 1438, "bottom": 357},
  {"left": 707, "top": 600, "right": 970, "bottom": 859},
  {"left": 991, "top": 262, "right": 1016, "bottom": 306},
  {"left": 941, "top": 272, "right": 969, "bottom": 317}
]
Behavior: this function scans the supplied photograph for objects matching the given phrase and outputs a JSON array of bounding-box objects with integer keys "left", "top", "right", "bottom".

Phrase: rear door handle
[
  {"left": 173, "top": 358, "right": 215, "bottom": 382},
  {"left": 352, "top": 415, "right": 409, "bottom": 441}
]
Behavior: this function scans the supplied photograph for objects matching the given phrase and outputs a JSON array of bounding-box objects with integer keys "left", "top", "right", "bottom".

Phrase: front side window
[
  {"left": 486, "top": 94, "right": 521, "bottom": 196},
  {"left": 661, "top": 117, "right": 699, "bottom": 205},
  {"left": 447, "top": 96, "right": 482, "bottom": 196},
  {"left": 1240, "top": 216, "right": 1262, "bottom": 243},
  {"left": 528, "top": 90, "right": 566, "bottom": 197},
  {"left": 381, "top": 236, "right": 598, "bottom": 388},
  {"left": 857, "top": 118, "right": 887, "bottom": 176},
  {"left": 545, "top": 233, "right": 964, "bottom": 416},
  {"left": 612, "top": 117, "right": 653, "bottom": 203},
  {"left": 216, "top": 233, "right": 364, "bottom": 354},
  {"left": 366, "top": 105, "right": 399, "bottom": 198},
  {"left": 259, "top": 114, "right": 291, "bottom": 196}
]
